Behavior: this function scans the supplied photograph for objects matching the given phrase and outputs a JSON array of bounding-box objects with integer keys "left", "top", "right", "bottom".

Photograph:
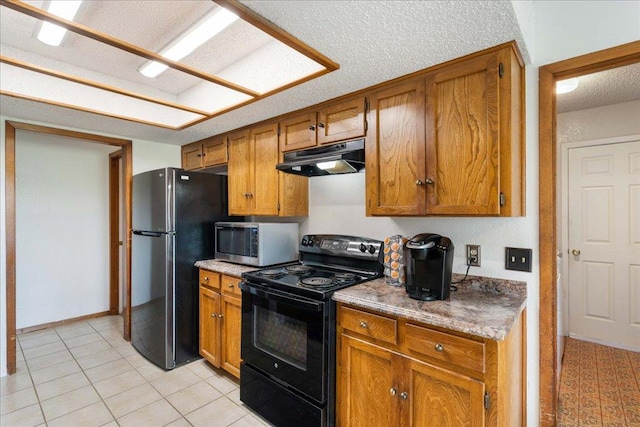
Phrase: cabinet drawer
[
  {"left": 339, "top": 306, "right": 398, "bottom": 345},
  {"left": 405, "top": 323, "right": 485, "bottom": 373},
  {"left": 221, "top": 275, "right": 242, "bottom": 297},
  {"left": 199, "top": 269, "right": 220, "bottom": 291}
]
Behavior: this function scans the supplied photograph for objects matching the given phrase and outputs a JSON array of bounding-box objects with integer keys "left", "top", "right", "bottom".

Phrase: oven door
[{"left": 240, "top": 281, "right": 326, "bottom": 403}]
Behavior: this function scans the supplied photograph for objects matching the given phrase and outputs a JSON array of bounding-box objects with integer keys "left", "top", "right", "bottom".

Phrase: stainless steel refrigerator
[{"left": 131, "top": 167, "right": 232, "bottom": 369}]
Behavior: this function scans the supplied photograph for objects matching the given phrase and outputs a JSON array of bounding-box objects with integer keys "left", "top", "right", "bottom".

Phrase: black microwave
[{"left": 214, "top": 222, "right": 299, "bottom": 267}]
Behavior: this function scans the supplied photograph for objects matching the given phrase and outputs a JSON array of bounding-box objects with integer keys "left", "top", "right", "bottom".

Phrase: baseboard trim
[{"left": 16, "top": 311, "right": 114, "bottom": 335}]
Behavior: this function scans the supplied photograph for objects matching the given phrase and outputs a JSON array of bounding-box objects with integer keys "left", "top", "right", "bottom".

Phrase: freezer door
[
  {"left": 132, "top": 168, "right": 173, "bottom": 233},
  {"left": 131, "top": 231, "right": 175, "bottom": 369}
]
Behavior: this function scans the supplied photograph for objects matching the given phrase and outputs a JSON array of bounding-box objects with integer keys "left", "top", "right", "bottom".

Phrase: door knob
[{"left": 571, "top": 249, "right": 581, "bottom": 256}]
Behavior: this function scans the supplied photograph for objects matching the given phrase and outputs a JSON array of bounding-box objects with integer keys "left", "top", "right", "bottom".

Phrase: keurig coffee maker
[{"left": 404, "top": 233, "right": 454, "bottom": 301}]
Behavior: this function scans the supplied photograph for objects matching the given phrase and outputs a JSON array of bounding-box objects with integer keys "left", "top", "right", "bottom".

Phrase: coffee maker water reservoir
[{"left": 404, "top": 233, "right": 454, "bottom": 301}]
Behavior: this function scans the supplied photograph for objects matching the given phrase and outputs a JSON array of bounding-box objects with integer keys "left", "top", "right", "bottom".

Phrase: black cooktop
[
  {"left": 241, "top": 262, "right": 378, "bottom": 300},
  {"left": 241, "top": 234, "right": 384, "bottom": 300}
]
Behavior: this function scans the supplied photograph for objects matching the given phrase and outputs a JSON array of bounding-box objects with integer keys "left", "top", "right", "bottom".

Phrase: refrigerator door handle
[{"left": 132, "top": 230, "right": 167, "bottom": 237}]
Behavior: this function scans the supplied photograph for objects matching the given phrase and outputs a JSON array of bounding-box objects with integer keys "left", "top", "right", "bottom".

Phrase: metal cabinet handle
[
  {"left": 572, "top": 249, "right": 581, "bottom": 256},
  {"left": 218, "top": 313, "right": 224, "bottom": 318},
  {"left": 425, "top": 178, "right": 434, "bottom": 185},
  {"left": 309, "top": 125, "right": 316, "bottom": 131},
  {"left": 318, "top": 123, "right": 325, "bottom": 128},
  {"left": 359, "top": 321, "right": 368, "bottom": 329},
  {"left": 400, "top": 392, "right": 408, "bottom": 400},
  {"left": 416, "top": 180, "right": 424, "bottom": 186},
  {"left": 434, "top": 343, "right": 444, "bottom": 352},
  {"left": 228, "top": 283, "right": 235, "bottom": 288},
  {"left": 211, "top": 313, "right": 216, "bottom": 318},
  {"left": 203, "top": 276, "right": 209, "bottom": 281},
  {"left": 389, "top": 387, "right": 397, "bottom": 396}
]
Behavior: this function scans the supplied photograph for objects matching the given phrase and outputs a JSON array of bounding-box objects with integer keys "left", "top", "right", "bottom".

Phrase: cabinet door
[
  {"left": 317, "top": 97, "right": 366, "bottom": 145},
  {"left": 425, "top": 52, "right": 500, "bottom": 215},
  {"left": 202, "top": 136, "right": 227, "bottom": 168},
  {"left": 250, "top": 123, "right": 280, "bottom": 216},
  {"left": 199, "top": 286, "right": 221, "bottom": 368},
  {"left": 279, "top": 113, "right": 317, "bottom": 152},
  {"left": 337, "top": 335, "right": 401, "bottom": 427},
  {"left": 221, "top": 294, "right": 242, "bottom": 378},
  {"left": 227, "top": 130, "right": 252, "bottom": 215},
  {"left": 366, "top": 80, "right": 426, "bottom": 216},
  {"left": 404, "top": 357, "right": 485, "bottom": 427},
  {"left": 182, "top": 143, "right": 203, "bottom": 170}
]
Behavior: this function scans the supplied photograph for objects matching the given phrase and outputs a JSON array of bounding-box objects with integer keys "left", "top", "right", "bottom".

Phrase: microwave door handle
[
  {"left": 240, "top": 282, "right": 323, "bottom": 312},
  {"left": 132, "top": 230, "right": 166, "bottom": 237}
]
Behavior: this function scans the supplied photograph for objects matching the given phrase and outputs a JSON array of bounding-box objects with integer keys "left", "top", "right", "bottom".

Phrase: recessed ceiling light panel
[
  {"left": 139, "top": 7, "right": 239, "bottom": 78},
  {"left": 37, "top": 0, "right": 83, "bottom": 46}
]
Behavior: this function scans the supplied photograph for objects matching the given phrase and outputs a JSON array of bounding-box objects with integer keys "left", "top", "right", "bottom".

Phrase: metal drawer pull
[
  {"left": 434, "top": 343, "right": 444, "bottom": 352},
  {"left": 228, "top": 283, "right": 234, "bottom": 288},
  {"left": 211, "top": 313, "right": 217, "bottom": 317},
  {"left": 203, "top": 276, "right": 209, "bottom": 281},
  {"left": 400, "top": 392, "right": 408, "bottom": 400},
  {"left": 389, "top": 388, "right": 397, "bottom": 396},
  {"left": 359, "top": 321, "right": 368, "bottom": 329},
  {"left": 218, "top": 313, "right": 224, "bottom": 318}
]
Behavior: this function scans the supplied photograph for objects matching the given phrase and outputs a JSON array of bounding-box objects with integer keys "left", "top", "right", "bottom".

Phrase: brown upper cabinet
[
  {"left": 181, "top": 135, "right": 228, "bottom": 171},
  {"left": 228, "top": 123, "right": 308, "bottom": 216},
  {"left": 366, "top": 44, "right": 524, "bottom": 216},
  {"left": 279, "top": 97, "right": 367, "bottom": 152}
]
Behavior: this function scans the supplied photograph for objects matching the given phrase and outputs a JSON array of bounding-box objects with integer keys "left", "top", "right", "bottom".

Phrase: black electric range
[{"left": 239, "top": 234, "right": 384, "bottom": 427}]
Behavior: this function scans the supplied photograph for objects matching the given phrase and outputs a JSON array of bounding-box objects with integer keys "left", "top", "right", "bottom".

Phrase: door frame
[
  {"left": 538, "top": 40, "right": 640, "bottom": 425},
  {"left": 109, "top": 149, "right": 122, "bottom": 315},
  {"left": 4, "top": 121, "right": 133, "bottom": 375}
]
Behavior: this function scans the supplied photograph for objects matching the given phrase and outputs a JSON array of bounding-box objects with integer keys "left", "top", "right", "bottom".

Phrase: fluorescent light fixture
[
  {"left": 37, "top": 0, "right": 83, "bottom": 47},
  {"left": 139, "top": 7, "right": 239, "bottom": 78},
  {"left": 556, "top": 77, "right": 579, "bottom": 94}
]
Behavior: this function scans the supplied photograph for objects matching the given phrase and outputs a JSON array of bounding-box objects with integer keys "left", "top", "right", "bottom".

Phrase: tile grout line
[{"left": 15, "top": 332, "right": 48, "bottom": 426}]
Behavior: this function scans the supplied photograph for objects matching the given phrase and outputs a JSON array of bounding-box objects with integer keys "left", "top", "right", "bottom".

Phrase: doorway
[
  {"left": 538, "top": 41, "right": 640, "bottom": 424},
  {"left": 4, "top": 121, "right": 132, "bottom": 375}
]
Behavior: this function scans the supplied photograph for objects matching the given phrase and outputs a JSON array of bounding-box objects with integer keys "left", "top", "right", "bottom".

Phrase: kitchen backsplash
[{"left": 252, "top": 172, "right": 533, "bottom": 281}]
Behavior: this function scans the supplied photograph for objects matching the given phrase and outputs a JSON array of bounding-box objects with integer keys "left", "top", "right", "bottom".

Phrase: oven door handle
[{"left": 239, "top": 282, "right": 324, "bottom": 312}]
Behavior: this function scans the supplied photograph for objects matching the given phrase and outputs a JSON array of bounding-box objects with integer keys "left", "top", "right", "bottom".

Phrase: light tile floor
[{"left": 1, "top": 315, "right": 273, "bottom": 427}]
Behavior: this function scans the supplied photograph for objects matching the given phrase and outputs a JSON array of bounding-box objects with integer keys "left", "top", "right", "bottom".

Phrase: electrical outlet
[
  {"left": 466, "top": 244, "right": 480, "bottom": 267},
  {"left": 505, "top": 247, "right": 532, "bottom": 272}
]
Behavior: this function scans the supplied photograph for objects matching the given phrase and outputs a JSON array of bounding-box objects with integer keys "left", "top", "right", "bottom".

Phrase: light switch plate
[{"left": 505, "top": 247, "right": 532, "bottom": 272}]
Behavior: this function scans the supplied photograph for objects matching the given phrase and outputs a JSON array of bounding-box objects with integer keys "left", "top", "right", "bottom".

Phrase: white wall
[
  {"left": 15, "top": 132, "right": 118, "bottom": 328},
  {"left": 0, "top": 115, "right": 181, "bottom": 376},
  {"left": 558, "top": 100, "right": 640, "bottom": 144}
]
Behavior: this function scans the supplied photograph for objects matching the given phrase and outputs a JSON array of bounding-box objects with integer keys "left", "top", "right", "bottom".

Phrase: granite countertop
[
  {"left": 194, "top": 259, "right": 257, "bottom": 277},
  {"left": 332, "top": 274, "right": 527, "bottom": 341}
]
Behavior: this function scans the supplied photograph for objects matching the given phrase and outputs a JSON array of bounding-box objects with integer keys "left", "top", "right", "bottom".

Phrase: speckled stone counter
[
  {"left": 333, "top": 274, "right": 526, "bottom": 341},
  {"left": 194, "top": 259, "right": 257, "bottom": 277}
]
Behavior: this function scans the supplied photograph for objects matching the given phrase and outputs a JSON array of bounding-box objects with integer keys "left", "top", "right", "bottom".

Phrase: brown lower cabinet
[
  {"left": 198, "top": 270, "right": 242, "bottom": 379},
  {"left": 336, "top": 304, "right": 525, "bottom": 426}
]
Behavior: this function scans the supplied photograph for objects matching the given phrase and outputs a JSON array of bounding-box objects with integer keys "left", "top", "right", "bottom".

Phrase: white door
[{"left": 568, "top": 140, "right": 640, "bottom": 350}]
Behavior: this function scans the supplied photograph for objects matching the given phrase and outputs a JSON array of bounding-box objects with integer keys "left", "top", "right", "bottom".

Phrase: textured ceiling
[
  {"left": 3, "top": 0, "right": 606, "bottom": 146},
  {"left": 556, "top": 62, "right": 640, "bottom": 113}
]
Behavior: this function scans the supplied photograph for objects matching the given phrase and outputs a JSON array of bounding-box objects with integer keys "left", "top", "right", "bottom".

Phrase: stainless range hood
[{"left": 276, "top": 139, "right": 365, "bottom": 176}]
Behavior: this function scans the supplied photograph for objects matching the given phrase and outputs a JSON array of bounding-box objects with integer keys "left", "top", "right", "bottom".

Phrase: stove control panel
[{"left": 300, "top": 234, "right": 383, "bottom": 261}]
